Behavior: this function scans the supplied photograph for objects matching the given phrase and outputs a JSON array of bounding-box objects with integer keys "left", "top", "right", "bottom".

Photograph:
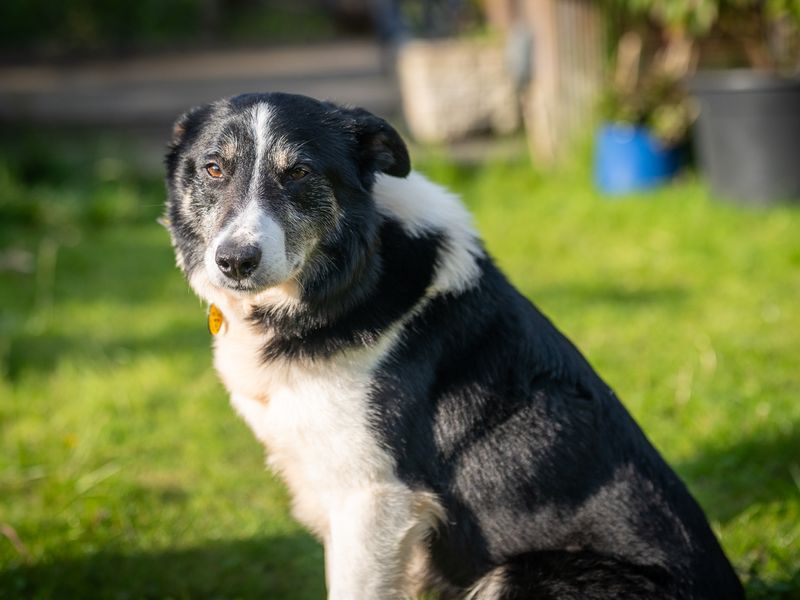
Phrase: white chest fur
[{"left": 211, "top": 307, "right": 399, "bottom": 538}]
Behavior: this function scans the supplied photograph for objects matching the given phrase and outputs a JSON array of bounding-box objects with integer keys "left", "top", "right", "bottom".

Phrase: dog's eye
[
  {"left": 288, "top": 166, "right": 309, "bottom": 181},
  {"left": 205, "top": 162, "right": 224, "bottom": 179}
]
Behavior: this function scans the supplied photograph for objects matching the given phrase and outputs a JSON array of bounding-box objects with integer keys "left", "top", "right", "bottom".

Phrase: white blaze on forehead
[{"left": 249, "top": 102, "right": 273, "bottom": 200}]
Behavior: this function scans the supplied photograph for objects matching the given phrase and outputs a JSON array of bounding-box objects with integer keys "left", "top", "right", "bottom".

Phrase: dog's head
[{"left": 163, "top": 92, "right": 409, "bottom": 305}]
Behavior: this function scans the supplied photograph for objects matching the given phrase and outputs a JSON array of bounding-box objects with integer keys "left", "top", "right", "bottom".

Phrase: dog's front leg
[{"left": 325, "top": 485, "right": 429, "bottom": 600}]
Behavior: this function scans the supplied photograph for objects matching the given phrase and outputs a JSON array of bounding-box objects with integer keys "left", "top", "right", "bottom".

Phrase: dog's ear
[
  {"left": 170, "top": 104, "right": 212, "bottom": 147},
  {"left": 166, "top": 104, "right": 213, "bottom": 178},
  {"left": 343, "top": 107, "right": 411, "bottom": 178}
]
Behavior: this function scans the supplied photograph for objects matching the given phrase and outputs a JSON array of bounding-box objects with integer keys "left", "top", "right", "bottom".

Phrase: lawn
[{"left": 1, "top": 131, "right": 798, "bottom": 599}]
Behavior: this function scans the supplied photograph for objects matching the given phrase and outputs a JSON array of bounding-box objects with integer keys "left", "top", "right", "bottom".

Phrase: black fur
[
  {"left": 164, "top": 92, "right": 743, "bottom": 599},
  {"left": 250, "top": 219, "right": 442, "bottom": 360},
  {"left": 368, "top": 258, "right": 742, "bottom": 598}
]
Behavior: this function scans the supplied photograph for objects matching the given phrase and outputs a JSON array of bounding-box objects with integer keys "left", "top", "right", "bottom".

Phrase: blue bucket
[{"left": 594, "top": 124, "right": 681, "bottom": 195}]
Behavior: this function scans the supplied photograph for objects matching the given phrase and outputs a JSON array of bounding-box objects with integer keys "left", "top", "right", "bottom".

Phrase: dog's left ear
[{"left": 345, "top": 107, "right": 411, "bottom": 178}]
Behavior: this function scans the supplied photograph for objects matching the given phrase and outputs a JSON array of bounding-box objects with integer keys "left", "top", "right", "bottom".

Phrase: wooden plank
[{"left": 521, "top": 0, "right": 605, "bottom": 164}]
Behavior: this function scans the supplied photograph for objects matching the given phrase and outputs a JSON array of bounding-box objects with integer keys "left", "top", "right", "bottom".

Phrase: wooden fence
[{"left": 488, "top": 0, "right": 606, "bottom": 164}]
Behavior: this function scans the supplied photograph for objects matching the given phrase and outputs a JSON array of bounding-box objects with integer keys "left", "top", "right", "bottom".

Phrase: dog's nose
[{"left": 215, "top": 242, "right": 262, "bottom": 281}]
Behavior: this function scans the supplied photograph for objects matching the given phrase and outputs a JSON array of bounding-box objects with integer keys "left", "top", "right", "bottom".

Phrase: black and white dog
[{"left": 164, "top": 92, "right": 743, "bottom": 599}]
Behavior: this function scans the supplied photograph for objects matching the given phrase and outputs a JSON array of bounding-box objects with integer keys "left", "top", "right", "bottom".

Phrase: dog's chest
[{"left": 211, "top": 313, "right": 397, "bottom": 535}]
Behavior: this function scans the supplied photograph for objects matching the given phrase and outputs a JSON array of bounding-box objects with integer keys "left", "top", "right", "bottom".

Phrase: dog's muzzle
[{"left": 215, "top": 241, "right": 262, "bottom": 281}]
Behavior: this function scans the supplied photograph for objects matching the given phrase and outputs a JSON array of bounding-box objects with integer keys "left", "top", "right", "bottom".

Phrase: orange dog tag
[{"left": 208, "top": 303, "right": 225, "bottom": 335}]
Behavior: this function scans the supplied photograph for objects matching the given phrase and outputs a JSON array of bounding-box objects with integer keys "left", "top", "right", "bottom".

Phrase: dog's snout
[{"left": 215, "top": 241, "right": 262, "bottom": 281}]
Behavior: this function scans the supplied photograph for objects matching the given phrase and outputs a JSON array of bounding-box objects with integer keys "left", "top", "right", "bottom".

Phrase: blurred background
[{"left": 1, "top": 1, "right": 799, "bottom": 598}]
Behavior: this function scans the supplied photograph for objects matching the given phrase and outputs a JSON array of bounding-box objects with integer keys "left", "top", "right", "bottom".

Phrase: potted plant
[
  {"left": 594, "top": 32, "right": 694, "bottom": 195},
  {"left": 616, "top": 0, "right": 800, "bottom": 204}
]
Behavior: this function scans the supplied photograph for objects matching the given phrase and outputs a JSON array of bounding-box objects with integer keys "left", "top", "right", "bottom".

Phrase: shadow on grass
[
  {"left": 533, "top": 282, "right": 689, "bottom": 309},
  {"left": 0, "top": 534, "right": 325, "bottom": 599},
  {"left": 2, "top": 533, "right": 795, "bottom": 599},
  {"left": 1, "top": 223, "right": 209, "bottom": 381},
  {"left": 677, "top": 427, "right": 800, "bottom": 524},
  {"left": 50, "top": 230, "right": 182, "bottom": 305},
  {"left": 4, "top": 319, "right": 208, "bottom": 382},
  {"left": 0, "top": 223, "right": 179, "bottom": 309},
  {"left": 677, "top": 427, "right": 800, "bottom": 599},
  {"left": 745, "top": 569, "right": 800, "bottom": 600}
]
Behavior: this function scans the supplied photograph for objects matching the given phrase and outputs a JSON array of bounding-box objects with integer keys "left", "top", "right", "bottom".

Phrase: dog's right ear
[
  {"left": 170, "top": 104, "right": 212, "bottom": 147},
  {"left": 166, "top": 104, "right": 212, "bottom": 177}
]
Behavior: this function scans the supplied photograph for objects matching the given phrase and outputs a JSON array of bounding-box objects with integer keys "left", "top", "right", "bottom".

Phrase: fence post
[{"left": 521, "top": 0, "right": 605, "bottom": 164}]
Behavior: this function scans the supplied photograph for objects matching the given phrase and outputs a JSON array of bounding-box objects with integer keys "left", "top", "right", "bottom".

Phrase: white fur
[
  {"left": 373, "top": 171, "right": 482, "bottom": 295},
  {"left": 203, "top": 201, "right": 293, "bottom": 289},
  {"left": 209, "top": 301, "right": 443, "bottom": 599},
  {"left": 466, "top": 566, "right": 508, "bottom": 600},
  {"left": 217, "top": 317, "right": 397, "bottom": 532},
  {"left": 248, "top": 103, "right": 272, "bottom": 200},
  {"left": 193, "top": 168, "right": 491, "bottom": 599},
  {"left": 325, "top": 486, "right": 443, "bottom": 600}
]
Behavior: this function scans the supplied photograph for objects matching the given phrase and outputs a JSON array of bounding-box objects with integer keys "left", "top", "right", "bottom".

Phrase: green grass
[{"left": 1, "top": 132, "right": 799, "bottom": 598}]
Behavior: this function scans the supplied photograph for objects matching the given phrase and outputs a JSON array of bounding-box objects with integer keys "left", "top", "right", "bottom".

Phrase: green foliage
[
  {"left": 599, "top": 72, "right": 694, "bottom": 145},
  {"left": 632, "top": 0, "right": 721, "bottom": 34},
  {"left": 767, "top": 0, "right": 800, "bottom": 23},
  {"left": 0, "top": 0, "right": 202, "bottom": 49},
  {"left": 1, "top": 133, "right": 799, "bottom": 597},
  {"left": 610, "top": 0, "right": 800, "bottom": 36},
  {"left": 610, "top": 0, "right": 800, "bottom": 34},
  {"left": 0, "top": 0, "right": 337, "bottom": 52},
  {"left": 0, "top": 134, "right": 161, "bottom": 231}
]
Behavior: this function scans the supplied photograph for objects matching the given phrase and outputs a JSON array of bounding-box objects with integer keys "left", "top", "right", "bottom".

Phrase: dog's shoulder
[{"left": 372, "top": 171, "right": 483, "bottom": 296}]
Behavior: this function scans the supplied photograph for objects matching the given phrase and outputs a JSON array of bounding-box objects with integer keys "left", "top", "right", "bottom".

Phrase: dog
[{"left": 163, "top": 92, "right": 743, "bottom": 599}]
